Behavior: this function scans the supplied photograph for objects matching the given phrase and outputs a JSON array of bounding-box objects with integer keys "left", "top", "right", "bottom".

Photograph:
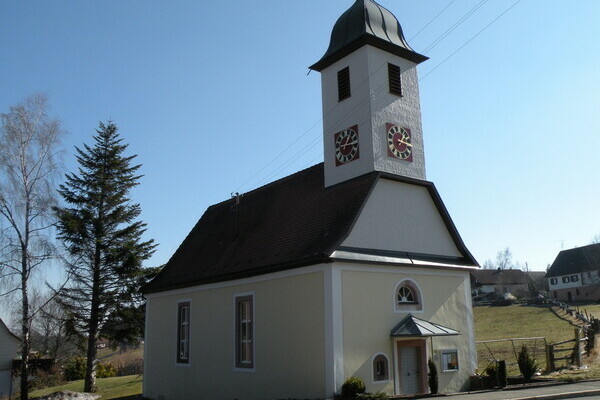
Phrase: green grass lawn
[
  {"left": 29, "top": 375, "right": 142, "bottom": 399},
  {"left": 474, "top": 304, "right": 585, "bottom": 377}
]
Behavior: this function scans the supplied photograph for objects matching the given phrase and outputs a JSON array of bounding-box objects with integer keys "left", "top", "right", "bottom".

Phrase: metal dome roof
[{"left": 310, "top": 0, "right": 427, "bottom": 71}]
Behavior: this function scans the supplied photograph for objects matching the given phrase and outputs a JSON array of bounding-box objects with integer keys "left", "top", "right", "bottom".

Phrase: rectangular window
[
  {"left": 562, "top": 277, "right": 569, "bottom": 283},
  {"left": 177, "top": 301, "right": 190, "bottom": 364},
  {"left": 571, "top": 275, "right": 579, "bottom": 282},
  {"left": 441, "top": 350, "right": 459, "bottom": 372},
  {"left": 338, "top": 67, "right": 351, "bottom": 101},
  {"left": 235, "top": 295, "right": 254, "bottom": 369},
  {"left": 388, "top": 63, "right": 402, "bottom": 96},
  {"left": 550, "top": 278, "right": 557, "bottom": 285}
]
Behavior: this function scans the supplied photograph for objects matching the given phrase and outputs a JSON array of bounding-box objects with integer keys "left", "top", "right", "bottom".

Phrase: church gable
[{"left": 341, "top": 176, "right": 472, "bottom": 262}]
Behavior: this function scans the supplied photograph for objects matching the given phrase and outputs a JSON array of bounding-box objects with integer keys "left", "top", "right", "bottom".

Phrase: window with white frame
[
  {"left": 441, "top": 349, "right": 459, "bottom": 372},
  {"left": 235, "top": 294, "right": 254, "bottom": 369},
  {"left": 372, "top": 354, "right": 389, "bottom": 382},
  {"left": 550, "top": 278, "right": 557, "bottom": 285},
  {"left": 177, "top": 301, "right": 190, "bottom": 364},
  {"left": 562, "top": 276, "right": 569, "bottom": 283},
  {"left": 395, "top": 279, "right": 422, "bottom": 311}
]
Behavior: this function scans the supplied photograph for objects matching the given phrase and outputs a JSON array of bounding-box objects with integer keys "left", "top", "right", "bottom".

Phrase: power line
[
  {"left": 409, "top": 0, "right": 458, "bottom": 41},
  {"left": 423, "top": 0, "right": 491, "bottom": 54},
  {"left": 420, "top": 0, "right": 524, "bottom": 82}
]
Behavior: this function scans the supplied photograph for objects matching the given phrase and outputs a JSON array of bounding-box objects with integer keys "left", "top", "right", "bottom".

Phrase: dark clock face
[
  {"left": 334, "top": 125, "right": 360, "bottom": 166},
  {"left": 386, "top": 123, "right": 413, "bottom": 161}
]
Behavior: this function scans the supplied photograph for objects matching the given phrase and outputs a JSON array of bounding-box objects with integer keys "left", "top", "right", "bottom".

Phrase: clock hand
[
  {"left": 341, "top": 141, "right": 358, "bottom": 148},
  {"left": 397, "top": 139, "right": 413, "bottom": 147}
]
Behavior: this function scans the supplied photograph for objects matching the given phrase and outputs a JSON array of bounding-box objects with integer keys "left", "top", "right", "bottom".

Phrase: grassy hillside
[
  {"left": 29, "top": 375, "right": 142, "bottom": 399},
  {"left": 474, "top": 304, "right": 600, "bottom": 380}
]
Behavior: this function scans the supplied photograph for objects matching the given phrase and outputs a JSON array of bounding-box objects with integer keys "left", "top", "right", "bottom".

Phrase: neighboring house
[
  {"left": 546, "top": 243, "right": 600, "bottom": 302},
  {"left": 527, "top": 271, "right": 548, "bottom": 293},
  {"left": 142, "top": 1, "right": 479, "bottom": 399},
  {"left": 470, "top": 269, "right": 534, "bottom": 299},
  {"left": 0, "top": 318, "right": 20, "bottom": 399}
]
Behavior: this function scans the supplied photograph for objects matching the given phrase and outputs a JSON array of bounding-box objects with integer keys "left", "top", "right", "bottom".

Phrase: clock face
[
  {"left": 386, "top": 123, "right": 413, "bottom": 161},
  {"left": 334, "top": 125, "right": 360, "bottom": 166}
]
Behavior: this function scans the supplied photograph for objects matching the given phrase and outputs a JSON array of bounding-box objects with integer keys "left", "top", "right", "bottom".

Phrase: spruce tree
[{"left": 55, "top": 121, "right": 156, "bottom": 392}]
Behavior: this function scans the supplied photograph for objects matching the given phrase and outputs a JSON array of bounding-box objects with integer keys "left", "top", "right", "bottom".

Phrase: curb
[{"left": 511, "top": 389, "right": 600, "bottom": 400}]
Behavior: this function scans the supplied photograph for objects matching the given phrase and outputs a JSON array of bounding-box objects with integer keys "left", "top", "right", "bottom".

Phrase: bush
[
  {"left": 497, "top": 360, "right": 507, "bottom": 388},
  {"left": 517, "top": 344, "right": 538, "bottom": 382},
  {"left": 29, "top": 365, "right": 64, "bottom": 390},
  {"left": 485, "top": 363, "right": 497, "bottom": 379},
  {"left": 63, "top": 357, "right": 86, "bottom": 381},
  {"left": 341, "top": 376, "right": 366, "bottom": 399},
  {"left": 97, "top": 362, "right": 117, "bottom": 378},
  {"left": 428, "top": 358, "right": 438, "bottom": 394}
]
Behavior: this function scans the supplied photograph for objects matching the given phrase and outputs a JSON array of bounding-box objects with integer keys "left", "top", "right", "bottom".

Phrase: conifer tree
[{"left": 55, "top": 121, "right": 156, "bottom": 392}]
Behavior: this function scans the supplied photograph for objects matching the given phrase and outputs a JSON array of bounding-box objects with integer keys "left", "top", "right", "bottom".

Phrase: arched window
[
  {"left": 394, "top": 279, "right": 423, "bottom": 312},
  {"left": 372, "top": 353, "right": 389, "bottom": 382}
]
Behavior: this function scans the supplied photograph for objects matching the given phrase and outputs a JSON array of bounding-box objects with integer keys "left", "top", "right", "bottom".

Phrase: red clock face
[
  {"left": 334, "top": 125, "right": 360, "bottom": 166},
  {"left": 386, "top": 123, "right": 413, "bottom": 161}
]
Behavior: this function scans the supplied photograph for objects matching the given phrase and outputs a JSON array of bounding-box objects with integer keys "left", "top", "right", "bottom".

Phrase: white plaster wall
[
  {"left": 320, "top": 44, "right": 425, "bottom": 187},
  {"left": 339, "top": 263, "right": 475, "bottom": 395},
  {"left": 367, "top": 46, "right": 425, "bottom": 181},
  {"left": 321, "top": 46, "right": 374, "bottom": 187},
  {"left": 0, "top": 327, "right": 19, "bottom": 371},
  {"left": 548, "top": 273, "right": 589, "bottom": 290},
  {"left": 342, "top": 178, "right": 462, "bottom": 258},
  {"left": 144, "top": 267, "right": 326, "bottom": 400},
  {"left": 0, "top": 325, "right": 19, "bottom": 399}
]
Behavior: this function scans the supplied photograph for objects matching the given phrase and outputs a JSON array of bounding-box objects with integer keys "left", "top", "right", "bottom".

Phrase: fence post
[
  {"left": 546, "top": 343, "right": 555, "bottom": 372},
  {"left": 574, "top": 328, "right": 582, "bottom": 367},
  {"left": 586, "top": 327, "right": 595, "bottom": 355}
]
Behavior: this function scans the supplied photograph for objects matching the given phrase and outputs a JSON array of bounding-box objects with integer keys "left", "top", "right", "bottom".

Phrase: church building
[{"left": 142, "top": 1, "right": 479, "bottom": 399}]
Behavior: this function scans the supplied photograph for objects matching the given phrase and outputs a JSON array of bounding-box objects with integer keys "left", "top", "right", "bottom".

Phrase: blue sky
[{"left": 1, "top": 0, "right": 599, "bottom": 286}]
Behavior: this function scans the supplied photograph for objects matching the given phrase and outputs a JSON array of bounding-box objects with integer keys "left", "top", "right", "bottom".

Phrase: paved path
[{"left": 445, "top": 381, "right": 600, "bottom": 400}]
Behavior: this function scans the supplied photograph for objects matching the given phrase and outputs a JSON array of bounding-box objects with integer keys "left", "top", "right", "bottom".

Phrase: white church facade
[{"left": 142, "top": 1, "right": 479, "bottom": 399}]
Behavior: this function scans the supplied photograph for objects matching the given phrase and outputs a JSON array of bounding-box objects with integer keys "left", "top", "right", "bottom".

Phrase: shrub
[
  {"left": 63, "top": 357, "right": 86, "bottom": 381},
  {"left": 97, "top": 362, "right": 117, "bottom": 378},
  {"left": 485, "top": 363, "right": 497, "bottom": 379},
  {"left": 497, "top": 360, "right": 507, "bottom": 388},
  {"left": 428, "top": 358, "right": 438, "bottom": 394},
  {"left": 341, "top": 376, "right": 366, "bottom": 399},
  {"left": 517, "top": 344, "right": 538, "bottom": 382},
  {"left": 29, "top": 365, "right": 64, "bottom": 390}
]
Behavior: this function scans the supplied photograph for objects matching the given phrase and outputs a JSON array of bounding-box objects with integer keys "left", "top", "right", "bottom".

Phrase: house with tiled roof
[
  {"left": 471, "top": 269, "right": 534, "bottom": 299},
  {"left": 142, "top": 1, "right": 479, "bottom": 398},
  {"left": 0, "top": 318, "right": 20, "bottom": 399},
  {"left": 546, "top": 243, "right": 600, "bottom": 302}
]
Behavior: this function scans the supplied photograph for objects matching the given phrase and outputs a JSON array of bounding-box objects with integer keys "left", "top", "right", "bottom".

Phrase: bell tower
[{"left": 310, "top": 0, "right": 428, "bottom": 187}]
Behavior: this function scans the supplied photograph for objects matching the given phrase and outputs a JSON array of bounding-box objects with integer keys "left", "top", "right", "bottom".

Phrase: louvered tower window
[
  {"left": 388, "top": 63, "right": 402, "bottom": 96},
  {"left": 337, "top": 67, "right": 351, "bottom": 101}
]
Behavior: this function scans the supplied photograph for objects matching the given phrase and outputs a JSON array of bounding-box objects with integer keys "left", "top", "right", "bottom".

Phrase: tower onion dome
[{"left": 310, "top": 0, "right": 428, "bottom": 72}]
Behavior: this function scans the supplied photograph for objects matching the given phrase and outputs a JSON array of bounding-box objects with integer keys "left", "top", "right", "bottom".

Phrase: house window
[
  {"left": 562, "top": 277, "right": 569, "bottom": 283},
  {"left": 394, "top": 279, "right": 422, "bottom": 312},
  {"left": 441, "top": 350, "right": 459, "bottom": 372},
  {"left": 235, "top": 294, "right": 254, "bottom": 369},
  {"left": 177, "top": 301, "right": 190, "bottom": 364},
  {"left": 388, "top": 63, "right": 402, "bottom": 96},
  {"left": 570, "top": 275, "right": 579, "bottom": 282},
  {"left": 550, "top": 278, "right": 558, "bottom": 285},
  {"left": 338, "top": 67, "right": 351, "bottom": 101},
  {"left": 372, "top": 354, "right": 389, "bottom": 382}
]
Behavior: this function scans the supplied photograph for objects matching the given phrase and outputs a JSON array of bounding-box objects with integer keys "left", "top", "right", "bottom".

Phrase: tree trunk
[
  {"left": 20, "top": 250, "right": 29, "bottom": 400},
  {"left": 84, "top": 251, "right": 102, "bottom": 393}
]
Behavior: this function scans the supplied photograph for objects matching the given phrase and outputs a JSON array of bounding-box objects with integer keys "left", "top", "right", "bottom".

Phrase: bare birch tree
[{"left": 0, "top": 94, "right": 64, "bottom": 400}]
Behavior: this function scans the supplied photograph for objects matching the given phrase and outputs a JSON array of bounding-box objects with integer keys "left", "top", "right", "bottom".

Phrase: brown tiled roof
[
  {"left": 143, "top": 164, "right": 477, "bottom": 294},
  {"left": 546, "top": 243, "right": 600, "bottom": 278},
  {"left": 143, "top": 164, "right": 377, "bottom": 293}
]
